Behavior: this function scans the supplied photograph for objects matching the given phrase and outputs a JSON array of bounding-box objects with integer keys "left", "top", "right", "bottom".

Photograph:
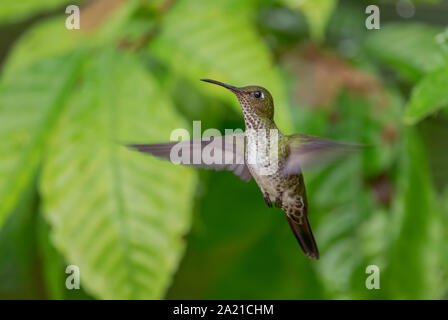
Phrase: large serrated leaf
[
  {"left": 404, "top": 65, "right": 448, "bottom": 124},
  {"left": 365, "top": 23, "right": 447, "bottom": 82},
  {"left": 40, "top": 49, "right": 196, "bottom": 299},
  {"left": 37, "top": 212, "right": 93, "bottom": 300},
  {"left": 150, "top": 0, "right": 293, "bottom": 132},
  {"left": 0, "top": 52, "right": 84, "bottom": 227},
  {"left": 2, "top": 0, "right": 138, "bottom": 77},
  {"left": 2, "top": 17, "right": 87, "bottom": 77},
  {"left": 0, "top": 0, "right": 80, "bottom": 23}
]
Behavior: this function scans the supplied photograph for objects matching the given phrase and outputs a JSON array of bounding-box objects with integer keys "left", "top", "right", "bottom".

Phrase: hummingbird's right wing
[
  {"left": 283, "top": 134, "right": 364, "bottom": 175},
  {"left": 126, "top": 134, "right": 252, "bottom": 181}
]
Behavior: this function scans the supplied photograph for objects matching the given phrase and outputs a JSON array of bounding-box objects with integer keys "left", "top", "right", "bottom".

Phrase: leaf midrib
[
  {"left": 0, "top": 52, "right": 86, "bottom": 225},
  {"left": 102, "top": 53, "right": 138, "bottom": 299}
]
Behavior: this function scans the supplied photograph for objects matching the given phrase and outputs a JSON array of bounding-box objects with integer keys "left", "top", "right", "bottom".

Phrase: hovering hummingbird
[{"left": 128, "top": 79, "right": 360, "bottom": 259}]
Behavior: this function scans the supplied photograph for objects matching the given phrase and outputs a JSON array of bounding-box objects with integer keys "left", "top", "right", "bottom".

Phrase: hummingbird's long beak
[{"left": 200, "top": 79, "right": 242, "bottom": 93}]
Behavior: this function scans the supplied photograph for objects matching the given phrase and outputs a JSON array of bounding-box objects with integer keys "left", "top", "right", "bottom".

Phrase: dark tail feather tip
[{"left": 286, "top": 216, "right": 320, "bottom": 260}]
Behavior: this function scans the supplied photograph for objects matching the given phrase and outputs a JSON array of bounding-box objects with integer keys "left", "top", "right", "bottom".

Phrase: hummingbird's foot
[
  {"left": 275, "top": 192, "right": 283, "bottom": 208},
  {"left": 263, "top": 192, "right": 273, "bottom": 208}
]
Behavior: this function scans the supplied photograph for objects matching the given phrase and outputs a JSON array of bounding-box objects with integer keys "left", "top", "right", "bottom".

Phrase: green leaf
[
  {"left": 0, "top": 0, "right": 80, "bottom": 23},
  {"left": 0, "top": 181, "right": 41, "bottom": 299},
  {"left": 365, "top": 23, "right": 447, "bottom": 82},
  {"left": 381, "top": 128, "right": 442, "bottom": 299},
  {"left": 2, "top": 0, "right": 139, "bottom": 77},
  {"left": 150, "top": 0, "right": 293, "bottom": 132},
  {"left": 443, "top": 188, "right": 448, "bottom": 285},
  {"left": 40, "top": 49, "right": 196, "bottom": 299},
  {"left": 2, "top": 17, "right": 87, "bottom": 77},
  {"left": 283, "top": 0, "right": 337, "bottom": 42},
  {"left": 404, "top": 66, "right": 448, "bottom": 124},
  {"left": 37, "top": 215, "right": 69, "bottom": 300},
  {"left": 37, "top": 213, "right": 92, "bottom": 299},
  {"left": 0, "top": 52, "right": 85, "bottom": 227}
]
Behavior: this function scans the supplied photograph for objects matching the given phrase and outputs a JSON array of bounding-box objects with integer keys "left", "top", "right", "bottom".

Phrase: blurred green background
[{"left": 0, "top": 0, "right": 447, "bottom": 300}]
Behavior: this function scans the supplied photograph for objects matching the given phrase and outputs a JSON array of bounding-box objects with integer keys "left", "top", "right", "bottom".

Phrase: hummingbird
[{"left": 127, "top": 79, "right": 360, "bottom": 259}]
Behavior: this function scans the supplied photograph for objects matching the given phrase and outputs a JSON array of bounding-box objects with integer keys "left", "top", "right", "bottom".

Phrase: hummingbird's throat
[{"left": 237, "top": 95, "right": 275, "bottom": 130}]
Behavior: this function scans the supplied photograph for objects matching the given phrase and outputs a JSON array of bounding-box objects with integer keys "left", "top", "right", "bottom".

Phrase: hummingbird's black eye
[{"left": 253, "top": 91, "right": 263, "bottom": 99}]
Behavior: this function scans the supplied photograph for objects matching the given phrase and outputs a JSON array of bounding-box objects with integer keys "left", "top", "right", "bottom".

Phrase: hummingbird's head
[{"left": 201, "top": 79, "right": 274, "bottom": 121}]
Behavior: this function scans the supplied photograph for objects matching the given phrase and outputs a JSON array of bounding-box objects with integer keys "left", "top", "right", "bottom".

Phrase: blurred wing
[
  {"left": 283, "top": 134, "right": 364, "bottom": 175},
  {"left": 126, "top": 134, "right": 252, "bottom": 182}
]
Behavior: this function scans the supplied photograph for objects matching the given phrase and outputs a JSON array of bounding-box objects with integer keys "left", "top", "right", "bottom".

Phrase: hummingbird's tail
[{"left": 286, "top": 215, "right": 320, "bottom": 259}]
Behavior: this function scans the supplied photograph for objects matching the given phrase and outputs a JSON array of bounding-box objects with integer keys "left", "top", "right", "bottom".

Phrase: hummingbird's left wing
[
  {"left": 126, "top": 134, "right": 252, "bottom": 181},
  {"left": 283, "top": 134, "right": 364, "bottom": 175}
]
